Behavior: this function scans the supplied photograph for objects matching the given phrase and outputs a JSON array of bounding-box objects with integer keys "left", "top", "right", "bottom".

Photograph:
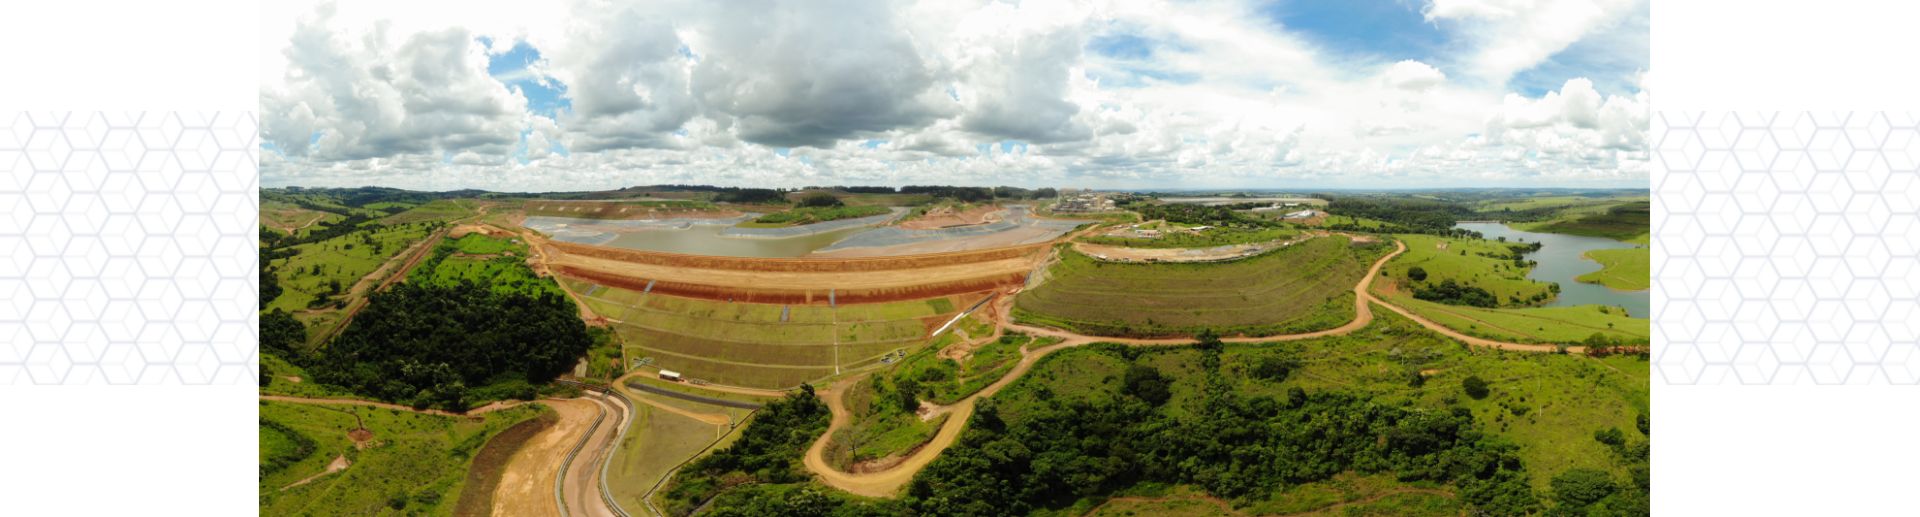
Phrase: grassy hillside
[
  {"left": 1015, "top": 236, "right": 1389, "bottom": 337},
  {"left": 570, "top": 279, "right": 970, "bottom": 389},
  {"left": 258, "top": 401, "right": 546, "bottom": 516},
  {"left": 1577, "top": 248, "right": 1651, "bottom": 291}
]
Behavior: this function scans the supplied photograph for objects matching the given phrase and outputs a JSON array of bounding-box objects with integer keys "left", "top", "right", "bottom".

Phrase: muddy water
[{"left": 603, "top": 224, "right": 870, "bottom": 258}]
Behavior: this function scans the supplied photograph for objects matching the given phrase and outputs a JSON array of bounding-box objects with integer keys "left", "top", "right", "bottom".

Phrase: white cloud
[
  {"left": 260, "top": 0, "right": 1648, "bottom": 191},
  {"left": 1382, "top": 60, "right": 1447, "bottom": 91}
]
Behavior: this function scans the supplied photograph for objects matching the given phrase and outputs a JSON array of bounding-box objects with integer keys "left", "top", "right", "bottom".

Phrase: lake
[{"left": 1454, "top": 222, "right": 1649, "bottom": 317}]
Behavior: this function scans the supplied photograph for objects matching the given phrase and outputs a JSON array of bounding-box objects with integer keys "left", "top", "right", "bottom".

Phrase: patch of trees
[
  {"left": 900, "top": 185, "right": 994, "bottom": 202},
  {"left": 261, "top": 309, "right": 308, "bottom": 360},
  {"left": 310, "top": 281, "right": 591, "bottom": 410},
  {"left": 1323, "top": 195, "right": 1477, "bottom": 233},
  {"left": 1133, "top": 203, "right": 1281, "bottom": 228},
  {"left": 663, "top": 387, "right": 830, "bottom": 515},
  {"left": 712, "top": 187, "right": 788, "bottom": 204},
  {"left": 796, "top": 192, "right": 844, "bottom": 207},
  {"left": 260, "top": 265, "right": 284, "bottom": 308},
  {"left": 1550, "top": 428, "right": 1648, "bottom": 515},
  {"left": 1414, "top": 278, "right": 1500, "bottom": 308},
  {"left": 904, "top": 383, "right": 1536, "bottom": 515}
]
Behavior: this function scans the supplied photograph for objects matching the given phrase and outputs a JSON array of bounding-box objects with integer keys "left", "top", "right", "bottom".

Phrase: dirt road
[
  {"left": 558, "top": 394, "right": 626, "bottom": 517},
  {"left": 492, "top": 399, "right": 598, "bottom": 517}
]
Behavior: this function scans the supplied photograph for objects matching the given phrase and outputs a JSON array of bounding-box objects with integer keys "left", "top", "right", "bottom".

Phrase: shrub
[{"left": 1462, "top": 375, "right": 1491, "bottom": 399}]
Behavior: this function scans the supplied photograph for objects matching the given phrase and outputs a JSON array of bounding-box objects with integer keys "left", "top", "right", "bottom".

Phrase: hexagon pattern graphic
[
  {"left": 1656, "top": 111, "right": 1920, "bottom": 385},
  {"left": 0, "top": 112, "right": 257, "bottom": 384}
]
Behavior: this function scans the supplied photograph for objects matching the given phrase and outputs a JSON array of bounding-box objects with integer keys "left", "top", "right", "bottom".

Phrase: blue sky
[{"left": 1259, "top": 0, "right": 1450, "bottom": 65}]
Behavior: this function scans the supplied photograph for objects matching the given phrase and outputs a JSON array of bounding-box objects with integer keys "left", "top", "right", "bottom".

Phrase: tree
[
  {"left": 798, "top": 192, "right": 844, "bottom": 207},
  {"left": 1252, "top": 356, "right": 1293, "bottom": 381},
  {"left": 894, "top": 377, "right": 922, "bottom": 413},
  {"left": 1408, "top": 266, "right": 1428, "bottom": 282},
  {"left": 1122, "top": 365, "right": 1172, "bottom": 405},
  {"left": 1550, "top": 468, "right": 1617, "bottom": 509},
  {"left": 1636, "top": 413, "right": 1650, "bottom": 435},
  {"left": 1462, "top": 375, "right": 1491, "bottom": 399}
]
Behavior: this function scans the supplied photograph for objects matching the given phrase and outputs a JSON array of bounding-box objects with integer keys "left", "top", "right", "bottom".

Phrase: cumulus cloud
[
  {"left": 260, "top": 0, "right": 1647, "bottom": 191},
  {"left": 686, "top": 0, "right": 955, "bottom": 148},
  {"left": 1382, "top": 60, "right": 1447, "bottom": 91},
  {"left": 544, "top": 4, "right": 695, "bottom": 152},
  {"left": 262, "top": 4, "right": 526, "bottom": 161}
]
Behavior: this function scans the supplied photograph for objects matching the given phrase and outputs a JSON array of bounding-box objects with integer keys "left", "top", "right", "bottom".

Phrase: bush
[
  {"left": 1462, "top": 375, "right": 1491, "bottom": 399},
  {"left": 1550, "top": 468, "right": 1616, "bottom": 509},
  {"left": 1408, "top": 266, "right": 1428, "bottom": 282},
  {"left": 1123, "top": 365, "right": 1172, "bottom": 405},
  {"left": 797, "top": 192, "right": 844, "bottom": 207}
]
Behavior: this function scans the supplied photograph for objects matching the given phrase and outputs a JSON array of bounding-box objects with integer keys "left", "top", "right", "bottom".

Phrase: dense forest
[
  {"left": 670, "top": 340, "right": 1650, "bottom": 516},
  {"left": 309, "top": 281, "right": 592, "bottom": 410},
  {"left": 663, "top": 387, "right": 832, "bottom": 516},
  {"left": 1322, "top": 195, "right": 1477, "bottom": 232}
]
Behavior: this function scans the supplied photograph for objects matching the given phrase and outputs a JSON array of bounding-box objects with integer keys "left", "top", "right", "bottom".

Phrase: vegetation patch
[
  {"left": 1577, "top": 248, "right": 1651, "bottom": 291},
  {"left": 661, "top": 388, "right": 830, "bottom": 515},
  {"left": 1519, "top": 201, "right": 1650, "bottom": 243},
  {"left": 312, "top": 282, "right": 592, "bottom": 410},
  {"left": 1081, "top": 226, "right": 1296, "bottom": 249},
  {"left": 258, "top": 401, "right": 546, "bottom": 515},
  {"left": 1015, "top": 236, "right": 1385, "bottom": 337}
]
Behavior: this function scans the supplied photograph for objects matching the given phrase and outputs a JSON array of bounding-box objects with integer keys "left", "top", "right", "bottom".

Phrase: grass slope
[
  {"left": 1576, "top": 248, "right": 1650, "bottom": 291},
  {"left": 1015, "top": 236, "right": 1386, "bottom": 337},
  {"left": 258, "top": 401, "right": 546, "bottom": 516}
]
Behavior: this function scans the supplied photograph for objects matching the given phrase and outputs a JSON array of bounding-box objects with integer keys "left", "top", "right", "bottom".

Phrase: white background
[
  {"left": 0, "top": 2, "right": 256, "bottom": 516},
  {"left": 3, "top": 0, "right": 1919, "bottom": 515},
  {"left": 1655, "top": 1, "right": 1920, "bottom": 516}
]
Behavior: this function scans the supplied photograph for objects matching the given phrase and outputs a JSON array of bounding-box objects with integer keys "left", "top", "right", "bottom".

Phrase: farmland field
[
  {"left": 1013, "top": 235, "right": 1387, "bottom": 337},
  {"left": 257, "top": 401, "right": 546, "bottom": 515},
  {"left": 1513, "top": 201, "right": 1650, "bottom": 244},
  {"left": 1577, "top": 248, "right": 1651, "bottom": 291},
  {"left": 568, "top": 278, "right": 977, "bottom": 389}
]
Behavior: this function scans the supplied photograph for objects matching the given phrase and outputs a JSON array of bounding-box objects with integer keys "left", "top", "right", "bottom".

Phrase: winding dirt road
[{"left": 799, "top": 238, "right": 1588, "bottom": 497}]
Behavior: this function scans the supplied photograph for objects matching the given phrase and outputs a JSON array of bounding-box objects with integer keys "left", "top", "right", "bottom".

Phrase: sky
[{"left": 259, "top": 0, "right": 1649, "bottom": 192}]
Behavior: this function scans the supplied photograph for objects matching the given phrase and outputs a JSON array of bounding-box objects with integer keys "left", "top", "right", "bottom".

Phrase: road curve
[{"left": 799, "top": 237, "right": 1587, "bottom": 497}]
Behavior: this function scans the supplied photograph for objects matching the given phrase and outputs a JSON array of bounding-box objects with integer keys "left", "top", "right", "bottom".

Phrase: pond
[{"left": 1454, "top": 222, "right": 1649, "bottom": 317}]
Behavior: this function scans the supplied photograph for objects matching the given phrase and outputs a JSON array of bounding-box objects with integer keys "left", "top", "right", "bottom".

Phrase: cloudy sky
[{"left": 260, "top": 0, "right": 1648, "bottom": 192}]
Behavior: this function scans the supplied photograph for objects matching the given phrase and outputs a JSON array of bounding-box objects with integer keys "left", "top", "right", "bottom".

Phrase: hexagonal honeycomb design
[
  {"left": 1656, "top": 111, "right": 1920, "bottom": 384},
  {"left": 1, "top": 112, "right": 257, "bottom": 384}
]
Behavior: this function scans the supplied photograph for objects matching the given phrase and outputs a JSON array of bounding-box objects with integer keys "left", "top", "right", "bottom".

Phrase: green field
[
  {"left": 1513, "top": 201, "right": 1650, "bottom": 244},
  {"left": 257, "top": 401, "right": 546, "bottom": 515},
  {"left": 570, "top": 279, "right": 972, "bottom": 389},
  {"left": 1384, "top": 234, "right": 1555, "bottom": 306},
  {"left": 1577, "top": 248, "right": 1651, "bottom": 291},
  {"left": 1079, "top": 226, "right": 1296, "bottom": 249},
  {"left": 1385, "top": 294, "right": 1648, "bottom": 344},
  {"left": 1014, "top": 236, "right": 1387, "bottom": 337},
  {"left": 379, "top": 199, "right": 477, "bottom": 224}
]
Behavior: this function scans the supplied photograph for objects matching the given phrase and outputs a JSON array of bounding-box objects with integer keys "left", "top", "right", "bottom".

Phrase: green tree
[
  {"left": 1462, "top": 375, "right": 1491, "bottom": 400},
  {"left": 1122, "top": 365, "right": 1172, "bottom": 406},
  {"left": 1408, "top": 266, "right": 1428, "bottom": 282},
  {"left": 1550, "top": 468, "right": 1617, "bottom": 510},
  {"left": 798, "top": 192, "right": 844, "bottom": 207}
]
